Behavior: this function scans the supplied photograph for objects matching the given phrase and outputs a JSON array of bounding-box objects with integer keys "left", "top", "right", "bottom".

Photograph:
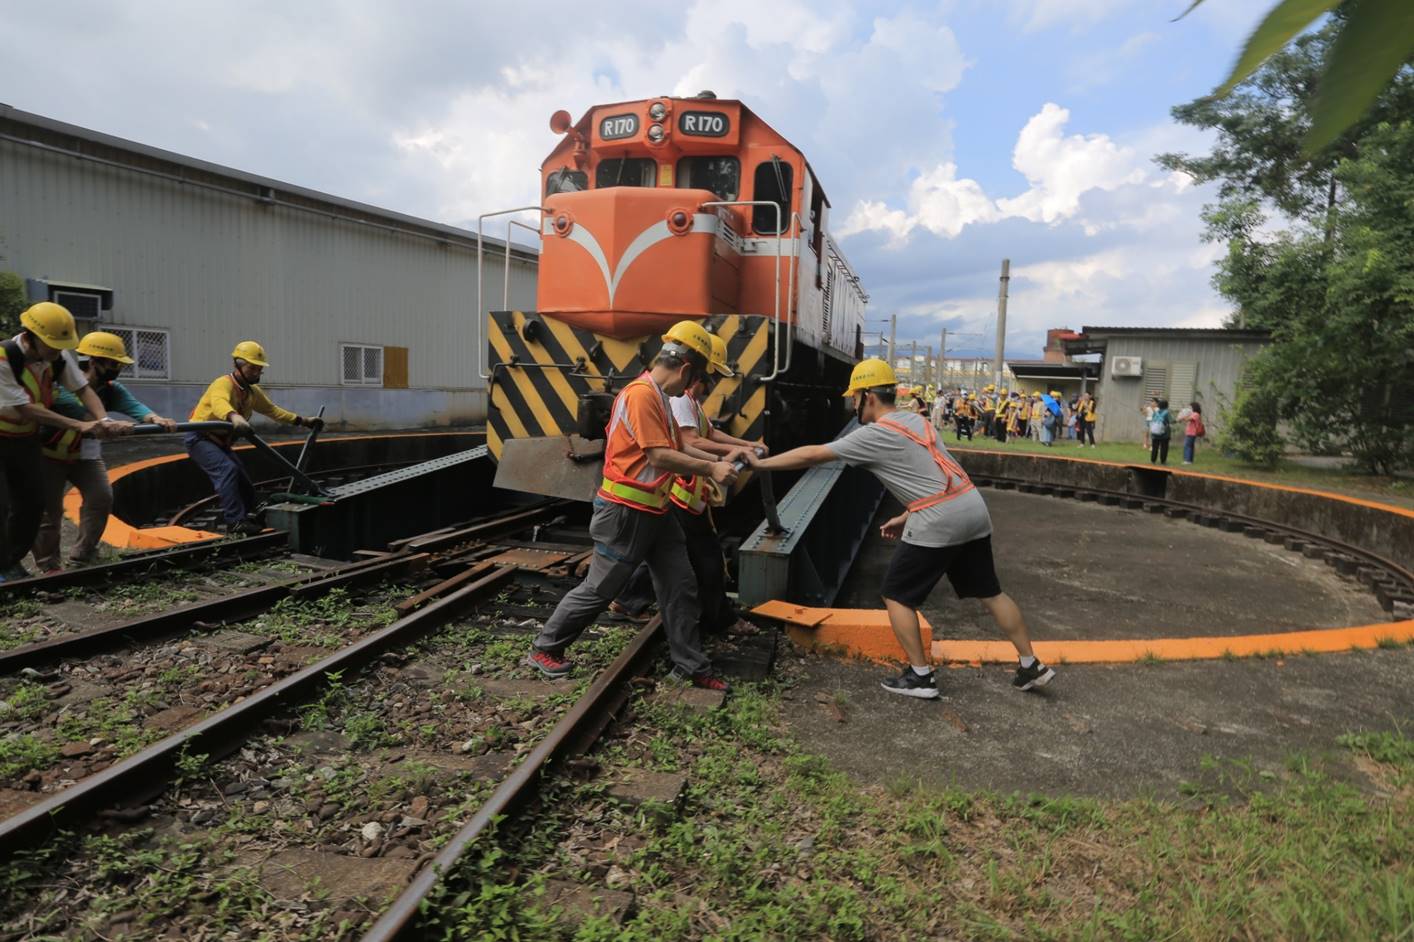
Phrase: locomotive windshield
[
  {"left": 676, "top": 156, "right": 739, "bottom": 201},
  {"left": 594, "top": 157, "right": 656, "bottom": 189},
  {"left": 545, "top": 167, "right": 587, "bottom": 195}
]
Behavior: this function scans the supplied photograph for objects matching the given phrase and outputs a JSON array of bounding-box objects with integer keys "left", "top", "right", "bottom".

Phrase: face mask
[
  {"left": 96, "top": 363, "right": 123, "bottom": 383},
  {"left": 854, "top": 394, "right": 866, "bottom": 423}
]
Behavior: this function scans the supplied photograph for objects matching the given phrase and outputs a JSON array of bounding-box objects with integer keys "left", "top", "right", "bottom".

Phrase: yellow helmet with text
[
  {"left": 842, "top": 357, "right": 898, "bottom": 397},
  {"left": 660, "top": 320, "right": 713, "bottom": 364},
  {"left": 231, "top": 340, "right": 270, "bottom": 367},
  {"left": 20, "top": 302, "right": 79, "bottom": 350},
  {"left": 76, "top": 331, "right": 135, "bottom": 364},
  {"left": 708, "top": 333, "right": 733, "bottom": 377}
]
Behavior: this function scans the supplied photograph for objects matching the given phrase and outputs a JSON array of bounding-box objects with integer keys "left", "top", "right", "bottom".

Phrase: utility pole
[
  {"left": 909, "top": 339, "right": 917, "bottom": 383},
  {"left": 939, "top": 328, "right": 947, "bottom": 387},
  {"left": 889, "top": 314, "right": 897, "bottom": 371},
  {"left": 925, "top": 345, "right": 933, "bottom": 389},
  {"left": 993, "top": 258, "right": 1010, "bottom": 388}
]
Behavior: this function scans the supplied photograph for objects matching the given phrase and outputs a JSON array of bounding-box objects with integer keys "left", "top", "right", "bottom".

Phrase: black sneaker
[
  {"left": 1012, "top": 660, "right": 1056, "bottom": 691},
  {"left": 880, "top": 666, "right": 939, "bottom": 700}
]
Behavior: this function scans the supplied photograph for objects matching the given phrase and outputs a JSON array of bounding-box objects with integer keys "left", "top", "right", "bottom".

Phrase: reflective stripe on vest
[
  {"left": 41, "top": 426, "right": 82, "bottom": 462},
  {"left": 596, "top": 374, "right": 678, "bottom": 514},
  {"left": 669, "top": 393, "right": 712, "bottom": 515},
  {"left": 875, "top": 415, "right": 975, "bottom": 512},
  {"left": 0, "top": 341, "right": 56, "bottom": 439}
]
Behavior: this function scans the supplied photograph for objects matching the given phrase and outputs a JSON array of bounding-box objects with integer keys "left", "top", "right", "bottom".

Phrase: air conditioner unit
[{"left": 1110, "top": 355, "right": 1142, "bottom": 378}]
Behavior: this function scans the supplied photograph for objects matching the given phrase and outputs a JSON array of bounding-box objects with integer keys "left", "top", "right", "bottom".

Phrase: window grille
[
  {"left": 99, "top": 326, "right": 170, "bottom": 380},
  {"left": 341, "top": 343, "right": 384, "bottom": 386},
  {"left": 1143, "top": 364, "right": 1169, "bottom": 402}
]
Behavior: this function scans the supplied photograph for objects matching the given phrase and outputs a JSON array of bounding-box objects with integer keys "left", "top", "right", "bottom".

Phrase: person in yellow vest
[
  {"left": 186, "top": 341, "right": 323, "bottom": 535},
  {"left": 1077, "top": 393, "right": 1098, "bottom": 447},
  {"left": 1, "top": 303, "right": 128, "bottom": 580},
  {"left": 746, "top": 359, "right": 1054, "bottom": 699},
  {"left": 32, "top": 332, "right": 179, "bottom": 572},
  {"left": 528, "top": 321, "right": 745, "bottom": 690},
  {"left": 978, "top": 384, "right": 996, "bottom": 437},
  {"left": 994, "top": 387, "right": 1012, "bottom": 443},
  {"left": 954, "top": 392, "right": 976, "bottom": 441}
]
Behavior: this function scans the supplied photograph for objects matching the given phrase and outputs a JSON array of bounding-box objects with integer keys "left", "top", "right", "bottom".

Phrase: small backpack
[{"left": 1148, "top": 411, "right": 1169, "bottom": 437}]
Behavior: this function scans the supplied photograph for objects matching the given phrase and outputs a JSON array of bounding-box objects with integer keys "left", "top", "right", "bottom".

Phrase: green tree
[
  {"left": 1164, "top": 15, "right": 1414, "bottom": 473},
  {"left": 0, "top": 272, "right": 25, "bottom": 337}
]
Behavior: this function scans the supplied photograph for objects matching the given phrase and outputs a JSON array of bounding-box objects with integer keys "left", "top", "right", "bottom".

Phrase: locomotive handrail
[
  {"left": 477, "top": 206, "right": 549, "bottom": 380},
  {"left": 699, "top": 200, "right": 791, "bottom": 380},
  {"left": 504, "top": 218, "right": 541, "bottom": 310}
]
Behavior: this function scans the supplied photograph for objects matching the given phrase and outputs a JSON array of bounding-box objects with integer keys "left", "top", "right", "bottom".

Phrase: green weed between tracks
[{"left": 422, "top": 684, "right": 1413, "bottom": 942}]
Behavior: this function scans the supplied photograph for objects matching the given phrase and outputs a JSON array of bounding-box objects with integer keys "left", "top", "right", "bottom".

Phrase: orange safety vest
[
  {"left": 0, "top": 339, "right": 59, "bottom": 439},
  {"left": 668, "top": 392, "right": 713, "bottom": 515},
  {"left": 875, "top": 415, "right": 976, "bottom": 512},
  {"left": 597, "top": 373, "right": 680, "bottom": 514}
]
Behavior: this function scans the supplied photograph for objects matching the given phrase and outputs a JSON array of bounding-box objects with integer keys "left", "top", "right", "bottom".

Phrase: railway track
[
  {"left": 971, "top": 474, "right": 1414, "bottom": 614},
  {"left": 0, "top": 498, "right": 775, "bottom": 941}
]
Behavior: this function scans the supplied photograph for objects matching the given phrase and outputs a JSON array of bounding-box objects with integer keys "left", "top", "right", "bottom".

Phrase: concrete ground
[
  {"left": 786, "top": 489, "right": 1409, "bottom": 799},
  {"left": 836, "top": 489, "right": 1389, "bottom": 640}
]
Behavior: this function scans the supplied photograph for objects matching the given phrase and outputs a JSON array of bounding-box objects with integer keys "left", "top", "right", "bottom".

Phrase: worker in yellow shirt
[{"left": 186, "top": 341, "right": 323, "bottom": 534}]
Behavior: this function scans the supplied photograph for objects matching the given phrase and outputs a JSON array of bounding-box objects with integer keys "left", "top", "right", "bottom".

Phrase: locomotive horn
[{"left": 549, "top": 110, "right": 572, "bottom": 134}]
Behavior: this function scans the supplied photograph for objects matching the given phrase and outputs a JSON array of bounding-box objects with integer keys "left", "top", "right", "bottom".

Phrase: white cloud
[
  {"left": 841, "top": 102, "right": 1153, "bottom": 244},
  {"left": 1010, "top": 0, "right": 1134, "bottom": 33},
  {"left": 997, "top": 103, "right": 1147, "bottom": 224}
]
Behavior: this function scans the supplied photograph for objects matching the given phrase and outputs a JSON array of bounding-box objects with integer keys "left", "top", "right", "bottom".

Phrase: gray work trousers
[
  {"left": 534, "top": 498, "right": 709, "bottom": 675},
  {"left": 33, "top": 457, "right": 112, "bottom": 571}
]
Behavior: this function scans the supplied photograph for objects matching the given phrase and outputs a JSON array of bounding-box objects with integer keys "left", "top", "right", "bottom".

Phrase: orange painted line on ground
[
  {"left": 68, "top": 431, "right": 483, "bottom": 550},
  {"left": 752, "top": 603, "right": 1414, "bottom": 666},
  {"left": 958, "top": 447, "right": 1414, "bottom": 520}
]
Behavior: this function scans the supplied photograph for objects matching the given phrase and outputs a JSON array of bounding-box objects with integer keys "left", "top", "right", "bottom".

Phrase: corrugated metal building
[
  {"left": 1064, "top": 326, "right": 1271, "bottom": 442},
  {"left": 0, "top": 104, "right": 536, "bottom": 429}
]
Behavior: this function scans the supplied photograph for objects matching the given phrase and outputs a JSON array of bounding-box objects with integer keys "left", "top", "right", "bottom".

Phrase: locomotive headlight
[
  {"left": 648, "top": 102, "right": 667, "bottom": 120},
  {"left": 647, "top": 123, "right": 665, "bottom": 142}
]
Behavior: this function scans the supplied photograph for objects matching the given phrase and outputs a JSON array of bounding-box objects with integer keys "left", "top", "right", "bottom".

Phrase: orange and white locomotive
[{"left": 482, "top": 92, "right": 867, "bottom": 482}]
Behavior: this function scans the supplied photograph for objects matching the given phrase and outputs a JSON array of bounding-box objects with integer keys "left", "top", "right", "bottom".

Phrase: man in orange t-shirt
[{"left": 527, "top": 321, "right": 745, "bottom": 690}]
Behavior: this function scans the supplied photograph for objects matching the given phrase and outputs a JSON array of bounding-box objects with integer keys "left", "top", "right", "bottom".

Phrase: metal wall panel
[
  {"left": 1092, "top": 336, "right": 1266, "bottom": 442},
  {"left": 0, "top": 138, "right": 536, "bottom": 392}
]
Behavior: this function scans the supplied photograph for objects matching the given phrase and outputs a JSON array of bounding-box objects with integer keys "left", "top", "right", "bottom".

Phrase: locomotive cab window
[
  {"left": 676, "top": 156, "right": 739, "bottom": 201},
  {"left": 752, "top": 158, "right": 793, "bottom": 234},
  {"left": 595, "top": 157, "right": 656, "bottom": 189},
  {"left": 545, "top": 168, "right": 588, "bottom": 195}
]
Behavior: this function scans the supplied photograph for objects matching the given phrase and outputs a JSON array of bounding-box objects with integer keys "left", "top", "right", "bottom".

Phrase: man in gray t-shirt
[{"left": 747, "top": 358, "right": 1055, "bottom": 700}]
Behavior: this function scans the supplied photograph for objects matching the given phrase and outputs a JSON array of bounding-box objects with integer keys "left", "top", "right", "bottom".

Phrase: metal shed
[
  {"left": 1064, "top": 326, "right": 1271, "bottom": 443},
  {"left": 0, "top": 103, "right": 537, "bottom": 429}
]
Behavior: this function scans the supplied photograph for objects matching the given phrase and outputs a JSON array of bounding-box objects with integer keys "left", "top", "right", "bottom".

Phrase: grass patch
[
  {"left": 422, "top": 684, "right": 1414, "bottom": 942},
  {"left": 948, "top": 437, "right": 1414, "bottom": 510}
]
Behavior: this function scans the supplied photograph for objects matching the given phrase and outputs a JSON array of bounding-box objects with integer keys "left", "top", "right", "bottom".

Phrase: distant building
[
  {"left": 0, "top": 104, "right": 537, "bottom": 429},
  {"left": 1063, "top": 326, "right": 1271, "bottom": 442}
]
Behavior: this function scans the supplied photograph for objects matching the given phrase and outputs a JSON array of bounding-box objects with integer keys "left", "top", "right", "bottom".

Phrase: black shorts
[{"left": 880, "top": 536, "right": 1002, "bottom": 608}]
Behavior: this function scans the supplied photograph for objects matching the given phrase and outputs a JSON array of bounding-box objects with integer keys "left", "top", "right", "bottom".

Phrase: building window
[
  {"left": 341, "top": 343, "right": 384, "bottom": 386},
  {"left": 101, "top": 326, "right": 171, "bottom": 380},
  {"left": 545, "top": 168, "right": 588, "bottom": 196}
]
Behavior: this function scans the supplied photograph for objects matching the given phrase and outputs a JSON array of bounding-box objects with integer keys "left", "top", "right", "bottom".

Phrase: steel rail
[
  {"left": 168, "top": 462, "right": 406, "bottom": 526},
  {"left": 0, "top": 551, "right": 424, "bottom": 673},
  {"left": 0, "top": 531, "right": 287, "bottom": 597},
  {"left": 975, "top": 474, "right": 1414, "bottom": 592},
  {"left": 361, "top": 614, "right": 665, "bottom": 942},
  {"left": 391, "top": 500, "right": 568, "bottom": 554},
  {"left": 0, "top": 566, "right": 516, "bottom": 859}
]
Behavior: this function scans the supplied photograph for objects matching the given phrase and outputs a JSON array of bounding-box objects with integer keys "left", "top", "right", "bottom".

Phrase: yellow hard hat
[
  {"left": 842, "top": 357, "right": 898, "bottom": 397},
  {"left": 20, "top": 302, "right": 79, "bottom": 350},
  {"left": 76, "top": 331, "right": 135, "bottom": 364},
  {"left": 967, "top": 393, "right": 977, "bottom": 400},
  {"left": 708, "top": 333, "right": 733, "bottom": 377},
  {"left": 1032, "top": 391, "right": 1041, "bottom": 398},
  {"left": 983, "top": 383, "right": 995, "bottom": 392},
  {"left": 660, "top": 321, "right": 713, "bottom": 363},
  {"left": 231, "top": 340, "right": 270, "bottom": 367},
  {"left": 1050, "top": 389, "right": 1061, "bottom": 398}
]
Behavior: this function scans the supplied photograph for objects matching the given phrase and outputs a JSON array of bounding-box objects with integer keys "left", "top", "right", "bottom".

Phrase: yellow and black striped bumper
[{"left": 486, "top": 311, "right": 775, "bottom": 462}]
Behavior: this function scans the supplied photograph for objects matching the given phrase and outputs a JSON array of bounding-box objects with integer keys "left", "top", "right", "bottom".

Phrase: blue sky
[{"left": 1, "top": 0, "right": 1272, "bottom": 358}]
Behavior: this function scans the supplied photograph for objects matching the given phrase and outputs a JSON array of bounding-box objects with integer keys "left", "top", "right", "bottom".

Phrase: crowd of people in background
[{"left": 903, "top": 383, "right": 1210, "bottom": 467}]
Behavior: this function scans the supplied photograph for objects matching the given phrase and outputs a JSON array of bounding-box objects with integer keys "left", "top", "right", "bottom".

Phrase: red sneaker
[
  {"left": 690, "top": 672, "right": 730, "bottom": 692},
  {"left": 525, "top": 649, "right": 572, "bottom": 678}
]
